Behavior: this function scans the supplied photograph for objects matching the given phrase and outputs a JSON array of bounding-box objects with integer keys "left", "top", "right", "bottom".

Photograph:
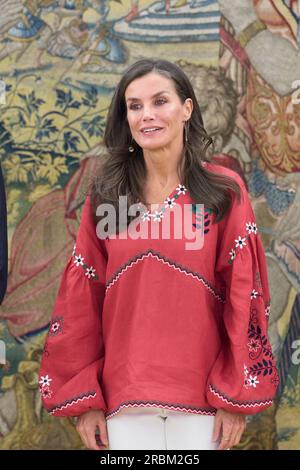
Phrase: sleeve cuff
[
  {"left": 207, "top": 383, "right": 275, "bottom": 415},
  {"left": 40, "top": 359, "right": 107, "bottom": 417}
]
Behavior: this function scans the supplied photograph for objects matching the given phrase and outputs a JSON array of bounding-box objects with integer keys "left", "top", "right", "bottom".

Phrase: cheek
[
  {"left": 127, "top": 113, "right": 139, "bottom": 129},
  {"left": 164, "top": 106, "right": 184, "bottom": 124}
]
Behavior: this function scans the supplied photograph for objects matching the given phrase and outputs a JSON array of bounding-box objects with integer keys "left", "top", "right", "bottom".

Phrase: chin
[
  {"left": 138, "top": 139, "right": 170, "bottom": 151},
  {"left": 140, "top": 144, "right": 163, "bottom": 151}
]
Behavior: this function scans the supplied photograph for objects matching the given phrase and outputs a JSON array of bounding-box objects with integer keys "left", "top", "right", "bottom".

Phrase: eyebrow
[{"left": 126, "top": 91, "right": 170, "bottom": 102}]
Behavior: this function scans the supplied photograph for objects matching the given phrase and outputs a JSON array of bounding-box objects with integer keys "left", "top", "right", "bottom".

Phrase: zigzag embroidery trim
[
  {"left": 105, "top": 249, "right": 225, "bottom": 303},
  {"left": 209, "top": 385, "right": 273, "bottom": 408},
  {"left": 50, "top": 391, "right": 97, "bottom": 414},
  {"left": 105, "top": 400, "right": 216, "bottom": 419}
]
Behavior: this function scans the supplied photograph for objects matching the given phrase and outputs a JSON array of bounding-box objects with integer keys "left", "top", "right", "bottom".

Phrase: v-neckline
[{"left": 137, "top": 183, "right": 187, "bottom": 222}]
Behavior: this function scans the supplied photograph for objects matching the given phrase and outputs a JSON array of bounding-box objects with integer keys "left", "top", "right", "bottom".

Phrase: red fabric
[{"left": 39, "top": 162, "right": 278, "bottom": 418}]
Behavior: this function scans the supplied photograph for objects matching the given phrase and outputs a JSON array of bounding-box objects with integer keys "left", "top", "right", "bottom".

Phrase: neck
[{"left": 143, "top": 145, "right": 184, "bottom": 186}]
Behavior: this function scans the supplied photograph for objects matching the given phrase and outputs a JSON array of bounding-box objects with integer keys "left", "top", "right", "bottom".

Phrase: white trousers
[{"left": 106, "top": 407, "right": 219, "bottom": 450}]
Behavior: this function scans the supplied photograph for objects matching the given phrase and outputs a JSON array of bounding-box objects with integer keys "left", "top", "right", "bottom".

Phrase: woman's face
[{"left": 124, "top": 72, "right": 193, "bottom": 151}]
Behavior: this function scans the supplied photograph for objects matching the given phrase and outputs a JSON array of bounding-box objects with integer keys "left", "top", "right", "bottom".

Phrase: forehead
[{"left": 125, "top": 73, "right": 176, "bottom": 99}]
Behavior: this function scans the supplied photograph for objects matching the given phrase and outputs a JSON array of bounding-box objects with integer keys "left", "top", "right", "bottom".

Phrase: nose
[{"left": 141, "top": 105, "right": 156, "bottom": 121}]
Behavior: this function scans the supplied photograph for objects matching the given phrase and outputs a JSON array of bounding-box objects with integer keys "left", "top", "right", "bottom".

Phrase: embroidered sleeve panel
[
  {"left": 38, "top": 195, "right": 108, "bottom": 416},
  {"left": 206, "top": 171, "right": 279, "bottom": 414}
]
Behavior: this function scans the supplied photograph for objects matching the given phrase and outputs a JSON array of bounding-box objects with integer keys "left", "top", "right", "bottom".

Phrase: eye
[
  {"left": 128, "top": 98, "right": 167, "bottom": 110},
  {"left": 155, "top": 98, "right": 166, "bottom": 105},
  {"left": 128, "top": 103, "right": 141, "bottom": 110}
]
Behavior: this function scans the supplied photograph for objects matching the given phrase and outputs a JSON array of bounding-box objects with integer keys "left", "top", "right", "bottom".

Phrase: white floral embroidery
[
  {"left": 248, "top": 375, "right": 260, "bottom": 388},
  {"left": 244, "top": 366, "right": 260, "bottom": 389},
  {"left": 246, "top": 222, "right": 257, "bottom": 234},
  {"left": 72, "top": 247, "right": 99, "bottom": 280},
  {"left": 164, "top": 197, "right": 176, "bottom": 209},
  {"left": 251, "top": 223, "right": 258, "bottom": 234},
  {"left": 153, "top": 210, "right": 164, "bottom": 222},
  {"left": 141, "top": 210, "right": 151, "bottom": 222},
  {"left": 85, "top": 266, "right": 96, "bottom": 279},
  {"left": 265, "top": 305, "right": 271, "bottom": 318},
  {"left": 74, "top": 254, "right": 84, "bottom": 266},
  {"left": 246, "top": 222, "right": 252, "bottom": 233},
  {"left": 39, "top": 375, "right": 52, "bottom": 388},
  {"left": 138, "top": 185, "right": 187, "bottom": 223},
  {"left": 251, "top": 289, "right": 259, "bottom": 299},
  {"left": 243, "top": 365, "right": 260, "bottom": 389},
  {"left": 50, "top": 321, "right": 60, "bottom": 334},
  {"left": 235, "top": 236, "right": 247, "bottom": 249},
  {"left": 176, "top": 184, "right": 187, "bottom": 195},
  {"left": 48, "top": 316, "right": 64, "bottom": 337},
  {"left": 227, "top": 221, "right": 258, "bottom": 264}
]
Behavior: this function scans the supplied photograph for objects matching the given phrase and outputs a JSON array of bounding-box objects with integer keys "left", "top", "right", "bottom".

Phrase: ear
[{"left": 184, "top": 98, "right": 193, "bottom": 120}]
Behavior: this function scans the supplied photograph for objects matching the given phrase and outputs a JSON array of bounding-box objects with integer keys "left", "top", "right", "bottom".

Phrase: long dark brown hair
[{"left": 89, "top": 58, "right": 241, "bottom": 234}]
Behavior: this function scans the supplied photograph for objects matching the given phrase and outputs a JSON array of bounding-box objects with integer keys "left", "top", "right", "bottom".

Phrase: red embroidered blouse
[{"left": 39, "top": 162, "right": 279, "bottom": 420}]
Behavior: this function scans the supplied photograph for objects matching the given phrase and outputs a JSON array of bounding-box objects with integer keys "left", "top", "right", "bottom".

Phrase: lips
[{"left": 140, "top": 127, "right": 163, "bottom": 134}]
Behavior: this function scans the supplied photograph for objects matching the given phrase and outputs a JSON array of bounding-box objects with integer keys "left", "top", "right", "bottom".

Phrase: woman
[{"left": 38, "top": 59, "right": 279, "bottom": 450}]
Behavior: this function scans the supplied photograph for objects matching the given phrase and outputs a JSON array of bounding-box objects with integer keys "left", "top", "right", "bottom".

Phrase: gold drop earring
[
  {"left": 129, "top": 137, "right": 135, "bottom": 152},
  {"left": 184, "top": 120, "right": 190, "bottom": 143}
]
